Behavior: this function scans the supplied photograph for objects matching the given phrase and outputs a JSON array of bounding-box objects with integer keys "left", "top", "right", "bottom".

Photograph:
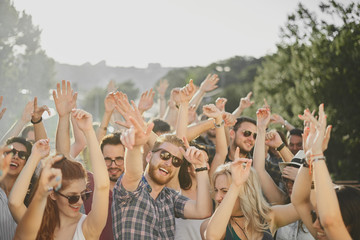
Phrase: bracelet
[
  {"left": 195, "top": 166, "right": 208, "bottom": 172},
  {"left": 276, "top": 142, "right": 285, "bottom": 151},
  {"left": 214, "top": 120, "right": 224, "bottom": 128},
  {"left": 31, "top": 117, "right": 42, "bottom": 124},
  {"left": 313, "top": 156, "right": 326, "bottom": 162}
]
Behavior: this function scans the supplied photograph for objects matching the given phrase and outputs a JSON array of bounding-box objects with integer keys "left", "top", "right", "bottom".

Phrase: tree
[{"left": 254, "top": 0, "right": 360, "bottom": 179}]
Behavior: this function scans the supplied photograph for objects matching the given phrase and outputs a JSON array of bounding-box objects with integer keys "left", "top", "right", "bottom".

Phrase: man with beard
[
  {"left": 225, "top": 116, "right": 257, "bottom": 162},
  {"left": 112, "top": 117, "right": 212, "bottom": 239}
]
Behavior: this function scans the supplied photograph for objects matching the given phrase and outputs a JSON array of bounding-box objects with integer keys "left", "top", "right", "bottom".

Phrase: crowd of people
[{"left": 0, "top": 75, "right": 359, "bottom": 240}]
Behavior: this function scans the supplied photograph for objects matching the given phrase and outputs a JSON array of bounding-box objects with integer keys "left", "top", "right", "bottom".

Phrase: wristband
[
  {"left": 313, "top": 156, "right": 326, "bottom": 162},
  {"left": 31, "top": 117, "right": 42, "bottom": 124},
  {"left": 282, "top": 120, "right": 288, "bottom": 128},
  {"left": 276, "top": 142, "right": 285, "bottom": 151},
  {"left": 214, "top": 120, "right": 224, "bottom": 128},
  {"left": 195, "top": 166, "right": 208, "bottom": 172}
]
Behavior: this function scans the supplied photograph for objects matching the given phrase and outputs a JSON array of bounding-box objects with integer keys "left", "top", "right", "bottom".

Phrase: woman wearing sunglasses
[
  {"left": 11, "top": 109, "right": 110, "bottom": 240},
  {"left": 292, "top": 105, "right": 360, "bottom": 240}
]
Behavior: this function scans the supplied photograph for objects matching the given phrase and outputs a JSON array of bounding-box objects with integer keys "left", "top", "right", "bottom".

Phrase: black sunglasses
[
  {"left": 104, "top": 156, "right": 124, "bottom": 167},
  {"left": 56, "top": 190, "right": 92, "bottom": 204},
  {"left": 310, "top": 210, "right": 324, "bottom": 229},
  {"left": 242, "top": 130, "right": 257, "bottom": 139},
  {"left": 152, "top": 148, "right": 183, "bottom": 167},
  {"left": 5, "top": 148, "right": 29, "bottom": 160}
]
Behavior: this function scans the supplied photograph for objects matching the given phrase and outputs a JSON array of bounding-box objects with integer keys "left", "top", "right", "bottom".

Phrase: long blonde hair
[{"left": 212, "top": 163, "right": 271, "bottom": 234}]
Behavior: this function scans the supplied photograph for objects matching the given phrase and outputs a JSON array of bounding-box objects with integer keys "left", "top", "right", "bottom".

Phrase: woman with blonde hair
[{"left": 201, "top": 147, "right": 299, "bottom": 240}]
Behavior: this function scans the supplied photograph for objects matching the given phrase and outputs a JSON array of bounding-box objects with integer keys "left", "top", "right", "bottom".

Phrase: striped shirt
[
  {"left": 112, "top": 176, "right": 189, "bottom": 240},
  {"left": 0, "top": 188, "right": 17, "bottom": 240}
]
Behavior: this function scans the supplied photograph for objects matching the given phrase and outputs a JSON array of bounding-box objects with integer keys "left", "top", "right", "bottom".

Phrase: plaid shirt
[{"left": 112, "top": 176, "right": 189, "bottom": 240}]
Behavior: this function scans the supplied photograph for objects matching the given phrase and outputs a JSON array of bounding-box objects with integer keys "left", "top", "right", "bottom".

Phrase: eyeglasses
[
  {"left": 310, "top": 210, "right": 324, "bottom": 229},
  {"left": 152, "top": 148, "right": 183, "bottom": 167},
  {"left": 242, "top": 130, "right": 257, "bottom": 140},
  {"left": 104, "top": 156, "right": 124, "bottom": 167},
  {"left": 55, "top": 190, "right": 92, "bottom": 204},
  {"left": 5, "top": 148, "right": 29, "bottom": 160}
]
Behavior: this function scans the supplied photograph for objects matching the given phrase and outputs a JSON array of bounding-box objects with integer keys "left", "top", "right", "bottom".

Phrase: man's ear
[{"left": 146, "top": 151, "right": 152, "bottom": 163}]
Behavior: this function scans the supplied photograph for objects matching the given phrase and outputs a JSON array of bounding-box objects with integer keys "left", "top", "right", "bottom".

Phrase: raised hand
[
  {"left": 199, "top": 74, "right": 219, "bottom": 93},
  {"left": 239, "top": 91, "right": 254, "bottom": 110},
  {"left": 138, "top": 88, "right": 155, "bottom": 113},
  {"left": 31, "top": 139, "right": 51, "bottom": 160},
  {"left": 0, "top": 145, "right": 13, "bottom": 180},
  {"left": 270, "top": 113, "right": 285, "bottom": 125},
  {"left": 282, "top": 166, "right": 299, "bottom": 181},
  {"left": 104, "top": 92, "right": 117, "bottom": 113},
  {"left": 179, "top": 79, "right": 196, "bottom": 103},
  {"left": 32, "top": 97, "right": 50, "bottom": 122},
  {"left": 256, "top": 107, "right": 271, "bottom": 128},
  {"left": 21, "top": 100, "right": 34, "bottom": 123},
  {"left": 170, "top": 87, "right": 181, "bottom": 106},
  {"left": 203, "top": 104, "right": 222, "bottom": 120},
  {"left": 71, "top": 109, "right": 93, "bottom": 133},
  {"left": 222, "top": 112, "right": 236, "bottom": 127},
  {"left": 0, "top": 96, "right": 7, "bottom": 120},
  {"left": 38, "top": 155, "right": 63, "bottom": 196},
  {"left": 215, "top": 97, "right": 227, "bottom": 112},
  {"left": 120, "top": 116, "right": 154, "bottom": 150},
  {"left": 179, "top": 137, "right": 208, "bottom": 168},
  {"left": 265, "top": 130, "right": 283, "bottom": 149},
  {"left": 53, "top": 80, "right": 78, "bottom": 117},
  {"left": 156, "top": 79, "right": 169, "bottom": 97},
  {"left": 299, "top": 104, "right": 332, "bottom": 155},
  {"left": 231, "top": 147, "right": 252, "bottom": 187}
]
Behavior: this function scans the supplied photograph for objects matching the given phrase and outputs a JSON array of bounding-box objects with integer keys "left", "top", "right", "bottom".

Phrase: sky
[{"left": 12, "top": 0, "right": 333, "bottom": 68}]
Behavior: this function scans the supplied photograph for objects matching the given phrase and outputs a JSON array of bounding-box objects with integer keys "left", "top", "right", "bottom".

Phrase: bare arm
[
  {"left": 53, "top": 80, "right": 77, "bottom": 157},
  {"left": 0, "top": 100, "right": 33, "bottom": 144},
  {"left": 8, "top": 139, "right": 50, "bottom": 223},
  {"left": 186, "top": 119, "right": 214, "bottom": 142},
  {"left": 71, "top": 109, "right": 110, "bottom": 239},
  {"left": 156, "top": 79, "right": 169, "bottom": 118},
  {"left": 70, "top": 115, "right": 86, "bottom": 158},
  {"left": 253, "top": 108, "right": 287, "bottom": 205},
  {"left": 232, "top": 91, "right": 254, "bottom": 118},
  {"left": 270, "top": 113, "right": 295, "bottom": 131},
  {"left": 189, "top": 74, "right": 219, "bottom": 111},
  {"left": 13, "top": 156, "right": 62, "bottom": 240}
]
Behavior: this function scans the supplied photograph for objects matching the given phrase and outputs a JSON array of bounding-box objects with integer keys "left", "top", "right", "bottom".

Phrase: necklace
[{"left": 231, "top": 217, "right": 249, "bottom": 240}]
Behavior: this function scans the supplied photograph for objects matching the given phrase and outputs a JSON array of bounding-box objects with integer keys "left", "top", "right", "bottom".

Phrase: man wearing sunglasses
[
  {"left": 112, "top": 118, "right": 212, "bottom": 239},
  {"left": 0, "top": 137, "right": 32, "bottom": 240},
  {"left": 226, "top": 116, "right": 257, "bottom": 162}
]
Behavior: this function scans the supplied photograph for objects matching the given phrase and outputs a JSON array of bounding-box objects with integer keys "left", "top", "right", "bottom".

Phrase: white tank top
[{"left": 72, "top": 214, "right": 87, "bottom": 240}]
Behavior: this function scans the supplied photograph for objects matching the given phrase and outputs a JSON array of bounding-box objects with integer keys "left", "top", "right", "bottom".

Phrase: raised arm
[
  {"left": 70, "top": 114, "right": 86, "bottom": 158},
  {"left": 253, "top": 108, "right": 287, "bottom": 204},
  {"left": 31, "top": 97, "right": 50, "bottom": 141},
  {"left": 176, "top": 79, "right": 196, "bottom": 140},
  {"left": 53, "top": 80, "right": 77, "bottom": 157},
  {"left": 270, "top": 113, "right": 295, "bottom": 131},
  {"left": 205, "top": 150, "right": 252, "bottom": 240},
  {"left": 202, "top": 104, "right": 228, "bottom": 177},
  {"left": 120, "top": 116, "right": 154, "bottom": 192},
  {"left": 71, "top": 109, "right": 110, "bottom": 239},
  {"left": 189, "top": 74, "right": 219, "bottom": 110},
  {"left": 13, "top": 155, "right": 62, "bottom": 240},
  {"left": 8, "top": 139, "right": 50, "bottom": 223},
  {"left": 96, "top": 92, "right": 117, "bottom": 142},
  {"left": 181, "top": 138, "right": 212, "bottom": 219},
  {"left": 232, "top": 91, "right": 254, "bottom": 118},
  {"left": 300, "top": 105, "right": 348, "bottom": 239},
  {"left": 1, "top": 100, "right": 33, "bottom": 144},
  {"left": 0, "top": 96, "right": 7, "bottom": 121},
  {"left": 265, "top": 130, "right": 294, "bottom": 162},
  {"left": 162, "top": 88, "right": 180, "bottom": 129},
  {"left": 156, "top": 79, "right": 169, "bottom": 118}
]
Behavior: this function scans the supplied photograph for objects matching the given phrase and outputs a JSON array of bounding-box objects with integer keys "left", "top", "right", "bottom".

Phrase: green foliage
[
  {"left": 155, "top": 56, "right": 262, "bottom": 112},
  {"left": 254, "top": 0, "right": 360, "bottom": 180},
  {"left": 0, "top": 0, "right": 55, "bottom": 124}
]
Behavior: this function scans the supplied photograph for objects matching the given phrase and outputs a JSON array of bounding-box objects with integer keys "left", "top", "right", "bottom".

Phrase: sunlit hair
[
  {"left": 152, "top": 134, "right": 185, "bottom": 152},
  {"left": 36, "top": 158, "right": 87, "bottom": 240},
  {"left": 212, "top": 163, "right": 271, "bottom": 235}
]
